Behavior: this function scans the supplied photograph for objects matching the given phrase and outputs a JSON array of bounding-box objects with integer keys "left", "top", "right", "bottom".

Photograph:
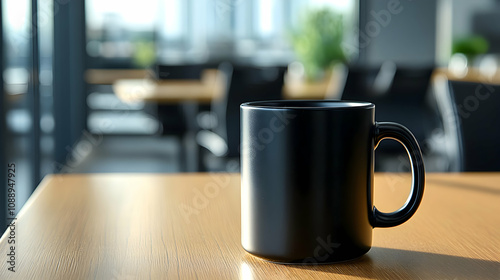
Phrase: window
[{"left": 85, "top": 0, "right": 357, "bottom": 65}]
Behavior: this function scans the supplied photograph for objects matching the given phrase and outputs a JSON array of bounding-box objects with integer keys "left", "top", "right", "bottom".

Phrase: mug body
[{"left": 241, "top": 100, "right": 375, "bottom": 263}]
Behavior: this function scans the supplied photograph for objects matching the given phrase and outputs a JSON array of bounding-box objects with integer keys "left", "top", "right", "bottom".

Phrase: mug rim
[{"left": 241, "top": 100, "right": 375, "bottom": 110}]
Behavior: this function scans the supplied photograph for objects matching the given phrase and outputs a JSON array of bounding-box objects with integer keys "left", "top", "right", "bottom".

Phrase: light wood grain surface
[{"left": 1, "top": 173, "right": 499, "bottom": 279}]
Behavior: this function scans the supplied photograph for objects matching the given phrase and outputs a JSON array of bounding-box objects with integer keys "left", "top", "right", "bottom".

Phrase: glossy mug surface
[{"left": 240, "top": 100, "right": 425, "bottom": 263}]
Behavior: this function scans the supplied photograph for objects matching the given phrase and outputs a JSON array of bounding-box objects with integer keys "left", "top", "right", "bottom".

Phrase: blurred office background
[{"left": 2, "top": 0, "right": 500, "bottom": 228}]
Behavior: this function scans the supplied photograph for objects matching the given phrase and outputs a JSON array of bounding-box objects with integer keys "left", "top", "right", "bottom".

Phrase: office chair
[
  {"left": 155, "top": 64, "right": 204, "bottom": 80},
  {"left": 340, "top": 64, "right": 438, "bottom": 171},
  {"left": 152, "top": 64, "right": 206, "bottom": 136},
  {"left": 446, "top": 80, "right": 500, "bottom": 171},
  {"left": 378, "top": 66, "right": 436, "bottom": 145},
  {"left": 339, "top": 66, "right": 382, "bottom": 102},
  {"left": 341, "top": 64, "right": 436, "bottom": 147},
  {"left": 197, "top": 64, "right": 286, "bottom": 171}
]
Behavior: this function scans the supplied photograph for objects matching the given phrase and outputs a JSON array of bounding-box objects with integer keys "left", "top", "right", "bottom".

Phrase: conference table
[
  {"left": 110, "top": 69, "right": 227, "bottom": 172},
  {"left": 108, "top": 67, "right": 500, "bottom": 173},
  {"left": 0, "top": 172, "right": 499, "bottom": 279},
  {"left": 112, "top": 69, "right": 225, "bottom": 104},
  {"left": 106, "top": 67, "right": 500, "bottom": 104}
]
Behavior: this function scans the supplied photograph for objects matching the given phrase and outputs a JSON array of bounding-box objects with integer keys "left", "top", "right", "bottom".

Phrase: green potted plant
[
  {"left": 290, "top": 8, "right": 346, "bottom": 81},
  {"left": 452, "top": 35, "right": 489, "bottom": 60},
  {"left": 448, "top": 35, "right": 489, "bottom": 77}
]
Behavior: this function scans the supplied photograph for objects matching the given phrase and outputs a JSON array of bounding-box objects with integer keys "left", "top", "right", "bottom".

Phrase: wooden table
[
  {"left": 86, "top": 69, "right": 150, "bottom": 85},
  {"left": 112, "top": 69, "right": 224, "bottom": 104},
  {"left": 282, "top": 74, "right": 335, "bottom": 100},
  {"left": 110, "top": 67, "right": 500, "bottom": 105},
  {"left": 113, "top": 72, "right": 334, "bottom": 103},
  {"left": 434, "top": 67, "right": 500, "bottom": 86},
  {"left": 1, "top": 173, "right": 498, "bottom": 279},
  {"left": 111, "top": 69, "right": 226, "bottom": 172}
]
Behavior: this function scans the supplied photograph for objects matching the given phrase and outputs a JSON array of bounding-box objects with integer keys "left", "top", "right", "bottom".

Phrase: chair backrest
[
  {"left": 340, "top": 66, "right": 381, "bottom": 102},
  {"left": 213, "top": 64, "right": 286, "bottom": 158},
  {"left": 153, "top": 64, "right": 207, "bottom": 135},
  {"left": 448, "top": 80, "right": 500, "bottom": 171},
  {"left": 387, "top": 67, "right": 434, "bottom": 103},
  {"left": 341, "top": 65, "right": 436, "bottom": 147},
  {"left": 155, "top": 64, "right": 205, "bottom": 80},
  {"left": 378, "top": 67, "right": 435, "bottom": 145}
]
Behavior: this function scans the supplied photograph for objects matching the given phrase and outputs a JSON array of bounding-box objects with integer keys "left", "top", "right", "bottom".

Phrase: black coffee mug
[{"left": 240, "top": 100, "right": 425, "bottom": 263}]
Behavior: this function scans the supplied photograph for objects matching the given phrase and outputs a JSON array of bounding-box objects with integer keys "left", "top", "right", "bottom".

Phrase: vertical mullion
[
  {"left": 53, "top": 1, "right": 71, "bottom": 166},
  {"left": 0, "top": 0, "right": 7, "bottom": 230},
  {"left": 357, "top": 0, "right": 368, "bottom": 65},
  {"left": 70, "top": 0, "right": 87, "bottom": 143},
  {"left": 53, "top": 1, "right": 86, "bottom": 168},
  {"left": 31, "top": 0, "right": 41, "bottom": 185}
]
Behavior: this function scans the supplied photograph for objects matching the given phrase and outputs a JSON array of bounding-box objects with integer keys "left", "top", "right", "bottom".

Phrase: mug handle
[{"left": 371, "top": 122, "right": 425, "bottom": 228}]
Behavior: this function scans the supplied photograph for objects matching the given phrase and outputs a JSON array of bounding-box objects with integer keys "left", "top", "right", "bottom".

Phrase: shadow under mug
[{"left": 240, "top": 100, "right": 425, "bottom": 263}]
